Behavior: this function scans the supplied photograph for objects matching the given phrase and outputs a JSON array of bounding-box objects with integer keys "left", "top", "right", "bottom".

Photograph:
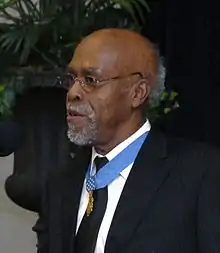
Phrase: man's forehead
[
  {"left": 68, "top": 43, "right": 122, "bottom": 75},
  {"left": 68, "top": 29, "right": 157, "bottom": 77}
]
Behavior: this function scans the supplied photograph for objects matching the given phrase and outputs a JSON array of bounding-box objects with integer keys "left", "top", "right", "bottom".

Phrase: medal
[
  {"left": 86, "top": 175, "right": 96, "bottom": 216},
  {"left": 86, "top": 191, "right": 94, "bottom": 216},
  {"left": 85, "top": 132, "right": 148, "bottom": 217}
]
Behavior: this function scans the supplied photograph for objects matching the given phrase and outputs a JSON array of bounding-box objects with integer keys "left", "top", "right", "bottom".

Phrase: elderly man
[{"left": 34, "top": 29, "right": 220, "bottom": 253}]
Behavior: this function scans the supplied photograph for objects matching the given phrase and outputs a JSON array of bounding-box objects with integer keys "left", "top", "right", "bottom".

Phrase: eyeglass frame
[{"left": 56, "top": 71, "right": 146, "bottom": 92}]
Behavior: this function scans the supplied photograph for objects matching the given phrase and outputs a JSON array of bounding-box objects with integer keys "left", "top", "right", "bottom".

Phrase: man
[{"left": 33, "top": 29, "right": 220, "bottom": 253}]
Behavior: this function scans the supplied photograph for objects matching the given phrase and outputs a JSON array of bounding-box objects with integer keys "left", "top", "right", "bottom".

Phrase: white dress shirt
[{"left": 76, "top": 120, "right": 151, "bottom": 253}]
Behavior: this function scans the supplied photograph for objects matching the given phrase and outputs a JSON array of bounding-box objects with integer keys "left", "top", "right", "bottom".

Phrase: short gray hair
[{"left": 148, "top": 55, "right": 166, "bottom": 108}]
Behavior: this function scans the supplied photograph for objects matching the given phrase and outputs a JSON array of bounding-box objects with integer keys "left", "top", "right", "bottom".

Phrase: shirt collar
[{"left": 91, "top": 119, "right": 151, "bottom": 179}]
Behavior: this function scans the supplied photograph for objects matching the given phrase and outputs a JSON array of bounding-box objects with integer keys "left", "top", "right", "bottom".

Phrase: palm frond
[{"left": 0, "top": 0, "right": 151, "bottom": 68}]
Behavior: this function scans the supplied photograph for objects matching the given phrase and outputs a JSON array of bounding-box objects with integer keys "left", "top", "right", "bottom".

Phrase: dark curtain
[{"left": 144, "top": 0, "right": 220, "bottom": 147}]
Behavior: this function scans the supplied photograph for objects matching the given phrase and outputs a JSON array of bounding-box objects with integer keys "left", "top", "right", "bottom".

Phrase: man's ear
[{"left": 130, "top": 79, "right": 151, "bottom": 109}]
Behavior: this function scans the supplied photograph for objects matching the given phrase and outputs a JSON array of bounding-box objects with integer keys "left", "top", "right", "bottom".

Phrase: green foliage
[
  {"left": 0, "top": 0, "right": 150, "bottom": 69},
  {"left": 146, "top": 90, "right": 179, "bottom": 122}
]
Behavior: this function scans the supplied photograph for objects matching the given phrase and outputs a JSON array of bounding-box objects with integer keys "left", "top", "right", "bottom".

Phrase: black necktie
[{"left": 74, "top": 156, "right": 109, "bottom": 253}]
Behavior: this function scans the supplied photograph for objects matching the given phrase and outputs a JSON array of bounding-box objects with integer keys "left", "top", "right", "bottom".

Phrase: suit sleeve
[
  {"left": 32, "top": 179, "right": 49, "bottom": 253},
  {"left": 197, "top": 150, "right": 220, "bottom": 253}
]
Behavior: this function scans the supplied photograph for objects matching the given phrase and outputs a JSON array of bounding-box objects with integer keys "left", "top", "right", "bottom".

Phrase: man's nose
[{"left": 66, "top": 81, "right": 83, "bottom": 102}]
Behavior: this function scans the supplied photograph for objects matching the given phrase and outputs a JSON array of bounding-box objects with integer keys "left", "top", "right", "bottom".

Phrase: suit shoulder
[
  {"left": 47, "top": 145, "right": 91, "bottom": 185},
  {"left": 166, "top": 134, "right": 220, "bottom": 172},
  {"left": 172, "top": 136, "right": 220, "bottom": 157}
]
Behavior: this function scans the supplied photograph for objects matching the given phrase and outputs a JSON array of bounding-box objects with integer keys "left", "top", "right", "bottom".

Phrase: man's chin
[{"left": 67, "top": 129, "right": 94, "bottom": 146}]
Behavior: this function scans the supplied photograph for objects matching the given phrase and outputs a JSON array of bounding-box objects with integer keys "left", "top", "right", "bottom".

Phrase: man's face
[{"left": 65, "top": 39, "right": 133, "bottom": 146}]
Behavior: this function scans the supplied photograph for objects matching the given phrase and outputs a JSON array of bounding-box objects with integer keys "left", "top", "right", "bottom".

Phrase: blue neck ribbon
[{"left": 86, "top": 131, "right": 148, "bottom": 191}]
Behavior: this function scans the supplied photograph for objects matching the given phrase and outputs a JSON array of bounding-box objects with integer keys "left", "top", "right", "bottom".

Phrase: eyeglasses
[{"left": 56, "top": 72, "right": 145, "bottom": 92}]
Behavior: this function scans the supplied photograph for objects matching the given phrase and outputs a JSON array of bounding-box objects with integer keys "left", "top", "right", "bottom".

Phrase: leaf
[
  {"left": 136, "top": 0, "right": 151, "bottom": 13},
  {"left": 0, "top": 28, "right": 24, "bottom": 52},
  {"left": 20, "top": 27, "right": 39, "bottom": 63},
  {"left": 13, "top": 34, "right": 23, "bottom": 53},
  {"left": 160, "top": 91, "right": 168, "bottom": 101},
  {"left": 164, "top": 107, "right": 171, "bottom": 114},
  {"left": 170, "top": 91, "right": 178, "bottom": 101},
  {"left": 0, "top": 8, "right": 20, "bottom": 24},
  {"left": 173, "top": 101, "right": 179, "bottom": 109},
  {"left": 132, "top": 1, "right": 145, "bottom": 24},
  {"left": 0, "top": 0, "right": 17, "bottom": 9},
  {"left": 0, "top": 84, "right": 5, "bottom": 92},
  {"left": 15, "top": 0, "right": 29, "bottom": 21},
  {"left": 117, "top": 1, "right": 138, "bottom": 24},
  {"left": 23, "top": 0, "right": 41, "bottom": 20},
  {"left": 0, "top": 35, "right": 15, "bottom": 49}
]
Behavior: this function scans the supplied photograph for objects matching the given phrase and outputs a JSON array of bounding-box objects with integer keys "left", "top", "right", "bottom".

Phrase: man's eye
[
  {"left": 67, "top": 73, "right": 76, "bottom": 80},
  {"left": 59, "top": 73, "right": 75, "bottom": 89},
  {"left": 85, "top": 76, "right": 97, "bottom": 85},
  {"left": 66, "top": 74, "right": 75, "bottom": 85}
]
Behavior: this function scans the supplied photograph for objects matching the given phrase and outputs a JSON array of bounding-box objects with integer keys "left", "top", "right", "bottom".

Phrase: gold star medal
[{"left": 86, "top": 191, "right": 94, "bottom": 216}]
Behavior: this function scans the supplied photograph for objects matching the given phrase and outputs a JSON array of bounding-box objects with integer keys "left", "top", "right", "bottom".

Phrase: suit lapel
[
  {"left": 60, "top": 146, "right": 92, "bottom": 253},
  {"left": 105, "top": 129, "right": 176, "bottom": 253}
]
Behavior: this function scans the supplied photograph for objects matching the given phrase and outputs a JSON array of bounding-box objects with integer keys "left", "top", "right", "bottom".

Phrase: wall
[{"left": 0, "top": 155, "right": 37, "bottom": 253}]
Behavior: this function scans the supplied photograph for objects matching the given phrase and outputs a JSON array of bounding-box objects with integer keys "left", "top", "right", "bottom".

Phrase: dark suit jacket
[{"left": 33, "top": 128, "right": 220, "bottom": 253}]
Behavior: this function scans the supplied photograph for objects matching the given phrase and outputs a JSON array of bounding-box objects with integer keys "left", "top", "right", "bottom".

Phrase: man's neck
[{"left": 94, "top": 118, "right": 145, "bottom": 155}]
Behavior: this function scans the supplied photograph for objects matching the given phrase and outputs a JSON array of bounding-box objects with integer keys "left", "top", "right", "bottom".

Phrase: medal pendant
[{"left": 86, "top": 191, "right": 94, "bottom": 216}]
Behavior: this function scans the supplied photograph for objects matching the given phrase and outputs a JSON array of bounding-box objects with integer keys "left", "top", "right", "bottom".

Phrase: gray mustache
[{"left": 67, "top": 103, "right": 94, "bottom": 115}]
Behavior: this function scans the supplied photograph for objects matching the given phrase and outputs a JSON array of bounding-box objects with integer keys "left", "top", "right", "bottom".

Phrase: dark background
[{"left": 145, "top": 0, "right": 220, "bottom": 146}]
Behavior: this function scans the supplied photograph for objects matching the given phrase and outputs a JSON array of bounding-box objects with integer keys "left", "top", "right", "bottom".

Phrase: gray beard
[{"left": 67, "top": 118, "right": 98, "bottom": 146}]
